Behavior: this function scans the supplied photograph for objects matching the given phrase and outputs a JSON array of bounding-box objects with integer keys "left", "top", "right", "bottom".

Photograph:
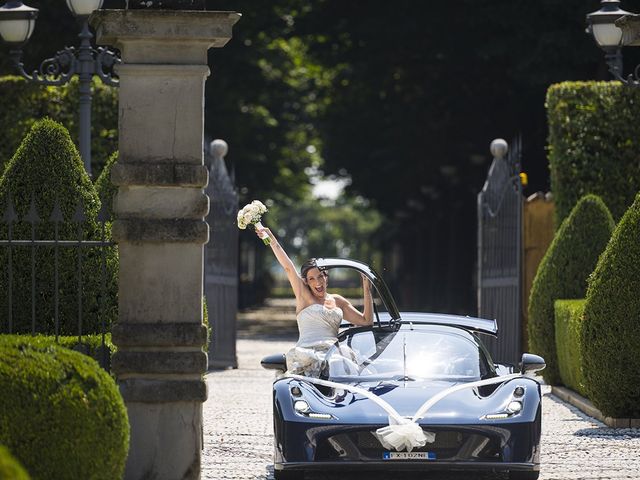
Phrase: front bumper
[
  {"left": 275, "top": 460, "right": 538, "bottom": 473},
  {"left": 275, "top": 422, "right": 541, "bottom": 471}
]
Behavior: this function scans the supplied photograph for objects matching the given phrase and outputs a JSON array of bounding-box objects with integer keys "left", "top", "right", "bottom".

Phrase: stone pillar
[{"left": 90, "top": 9, "right": 240, "bottom": 480}]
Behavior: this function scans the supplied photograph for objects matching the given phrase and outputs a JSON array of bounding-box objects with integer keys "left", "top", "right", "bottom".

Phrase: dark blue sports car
[{"left": 262, "top": 259, "right": 545, "bottom": 480}]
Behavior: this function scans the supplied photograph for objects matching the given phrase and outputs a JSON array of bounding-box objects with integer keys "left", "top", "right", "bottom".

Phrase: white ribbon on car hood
[{"left": 286, "top": 373, "right": 521, "bottom": 452}]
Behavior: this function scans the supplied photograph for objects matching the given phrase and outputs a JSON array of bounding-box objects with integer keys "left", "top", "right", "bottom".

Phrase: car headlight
[
  {"left": 506, "top": 400, "right": 523, "bottom": 414},
  {"left": 294, "top": 400, "right": 310, "bottom": 413}
]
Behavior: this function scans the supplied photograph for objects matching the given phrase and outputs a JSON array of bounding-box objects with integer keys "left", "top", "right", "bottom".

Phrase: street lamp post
[
  {"left": 586, "top": 0, "right": 640, "bottom": 87},
  {"left": 0, "top": 0, "right": 119, "bottom": 176}
]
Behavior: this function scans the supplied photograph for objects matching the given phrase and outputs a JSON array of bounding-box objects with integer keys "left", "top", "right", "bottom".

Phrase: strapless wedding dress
[{"left": 286, "top": 303, "right": 343, "bottom": 376}]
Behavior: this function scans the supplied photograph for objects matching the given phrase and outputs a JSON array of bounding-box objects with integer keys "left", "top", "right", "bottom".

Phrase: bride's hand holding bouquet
[{"left": 237, "top": 200, "right": 271, "bottom": 245}]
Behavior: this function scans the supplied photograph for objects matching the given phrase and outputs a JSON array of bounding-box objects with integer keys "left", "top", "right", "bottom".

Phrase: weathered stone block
[
  {"left": 127, "top": 0, "right": 206, "bottom": 9},
  {"left": 111, "top": 162, "right": 209, "bottom": 187},
  {"left": 119, "top": 378, "right": 207, "bottom": 403},
  {"left": 113, "top": 351, "right": 208, "bottom": 375},
  {"left": 118, "top": 243, "right": 204, "bottom": 323},
  {"left": 114, "top": 187, "right": 209, "bottom": 219},
  {"left": 112, "top": 218, "right": 209, "bottom": 243},
  {"left": 112, "top": 322, "right": 207, "bottom": 347}
]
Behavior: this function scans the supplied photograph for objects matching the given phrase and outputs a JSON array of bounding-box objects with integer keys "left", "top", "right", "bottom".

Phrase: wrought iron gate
[
  {"left": 477, "top": 137, "right": 523, "bottom": 365},
  {"left": 204, "top": 139, "right": 239, "bottom": 369}
]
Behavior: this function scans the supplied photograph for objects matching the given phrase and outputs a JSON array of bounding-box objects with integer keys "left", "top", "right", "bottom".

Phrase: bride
[{"left": 256, "top": 226, "right": 373, "bottom": 376}]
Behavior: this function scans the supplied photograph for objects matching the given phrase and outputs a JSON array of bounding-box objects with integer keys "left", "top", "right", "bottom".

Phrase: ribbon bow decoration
[{"left": 374, "top": 416, "right": 435, "bottom": 452}]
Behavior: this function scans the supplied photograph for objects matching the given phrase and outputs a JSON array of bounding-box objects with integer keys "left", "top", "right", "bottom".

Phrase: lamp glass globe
[
  {"left": 66, "top": 0, "right": 104, "bottom": 17},
  {"left": 0, "top": 17, "right": 34, "bottom": 43},
  {"left": 593, "top": 22, "right": 624, "bottom": 47}
]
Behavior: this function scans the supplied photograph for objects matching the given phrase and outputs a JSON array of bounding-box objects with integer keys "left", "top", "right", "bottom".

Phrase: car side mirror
[
  {"left": 261, "top": 353, "right": 287, "bottom": 372},
  {"left": 520, "top": 353, "right": 546, "bottom": 375}
]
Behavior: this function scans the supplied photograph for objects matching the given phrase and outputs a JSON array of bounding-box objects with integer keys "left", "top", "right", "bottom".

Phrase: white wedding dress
[{"left": 286, "top": 303, "right": 343, "bottom": 377}]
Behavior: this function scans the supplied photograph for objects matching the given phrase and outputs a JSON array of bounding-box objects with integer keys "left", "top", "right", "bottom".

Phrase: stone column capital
[{"left": 90, "top": 9, "right": 241, "bottom": 63}]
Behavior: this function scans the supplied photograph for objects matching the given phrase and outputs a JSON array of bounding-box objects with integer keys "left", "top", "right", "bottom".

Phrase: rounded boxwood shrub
[
  {"left": 0, "top": 445, "right": 30, "bottom": 480},
  {"left": 0, "top": 118, "right": 117, "bottom": 335},
  {"left": 554, "top": 299, "right": 587, "bottom": 396},
  {"left": 0, "top": 335, "right": 129, "bottom": 480},
  {"left": 528, "top": 194, "right": 614, "bottom": 385},
  {"left": 582, "top": 191, "right": 640, "bottom": 418}
]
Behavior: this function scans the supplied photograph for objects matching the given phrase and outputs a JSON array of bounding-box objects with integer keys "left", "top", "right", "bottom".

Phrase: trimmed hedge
[
  {"left": 0, "top": 335, "right": 129, "bottom": 480},
  {"left": 554, "top": 299, "right": 587, "bottom": 396},
  {"left": 0, "top": 119, "right": 117, "bottom": 335},
  {"left": 546, "top": 81, "right": 640, "bottom": 225},
  {"left": 582, "top": 191, "right": 640, "bottom": 418},
  {"left": 94, "top": 150, "right": 118, "bottom": 223},
  {"left": 528, "top": 194, "right": 614, "bottom": 385},
  {"left": 0, "top": 76, "right": 117, "bottom": 179},
  {"left": 3, "top": 333, "right": 116, "bottom": 368},
  {"left": 0, "top": 445, "right": 30, "bottom": 480}
]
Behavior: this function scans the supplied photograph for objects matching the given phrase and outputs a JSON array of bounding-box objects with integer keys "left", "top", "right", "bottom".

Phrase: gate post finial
[
  {"left": 490, "top": 138, "right": 508, "bottom": 159},
  {"left": 210, "top": 139, "right": 228, "bottom": 160}
]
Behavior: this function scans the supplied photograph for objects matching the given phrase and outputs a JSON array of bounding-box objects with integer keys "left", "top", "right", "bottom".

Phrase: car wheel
[
  {"left": 274, "top": 469, "right": 304, "bottom": 480},
  {"left": 508, "top": 471, "right": 539, "bottom": 480}
]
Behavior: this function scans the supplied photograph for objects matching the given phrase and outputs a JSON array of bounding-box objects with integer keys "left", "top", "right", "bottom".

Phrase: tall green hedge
[
  {"left": 0, "top": 335, "right": 129, "bottom": 480},
  {"left": 0, "top": 76, "right": 117, "bottom": 178},
  {"left": 582, "top": 191, "right": 640, "bottom": 418},
  {"left": 0, "top": 445, "right": 30, "bottom": 480},
  {"left": 546, "top": 81, "right": 640, "bottom": 225},
  {"left": 528, "top": 194, "right": 614, "bottom": 385},
  {"left": 0, "top": 119, "right": 117, "bottom": 335},
  {"left": 554, "top": 299, "right": 587, "bottom": 396},
  {"left": 94, "top": 150, "right": 118, "bottom": 223}
]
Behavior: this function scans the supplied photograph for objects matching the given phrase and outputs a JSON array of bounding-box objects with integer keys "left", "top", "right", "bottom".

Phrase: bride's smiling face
[{"left": 304, "top": 268, "right": 327, "bottom": 298}]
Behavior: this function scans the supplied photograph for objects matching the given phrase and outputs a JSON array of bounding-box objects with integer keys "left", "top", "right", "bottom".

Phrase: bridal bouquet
[{"left": 237, "top": 200, "right": 270, "bottom": 245}]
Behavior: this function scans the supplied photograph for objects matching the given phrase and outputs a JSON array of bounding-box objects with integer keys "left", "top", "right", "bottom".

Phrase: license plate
[{"left": 383, "top": 451, "right": 436, "bottom": 460}]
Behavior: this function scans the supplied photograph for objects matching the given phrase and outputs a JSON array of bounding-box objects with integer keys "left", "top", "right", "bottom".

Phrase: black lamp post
[
  {"left": 585, "top": 0, "right": 640, "bottom": 86},
  {"left": 0, "top": 0, "right": 120, "bottom": 176}
]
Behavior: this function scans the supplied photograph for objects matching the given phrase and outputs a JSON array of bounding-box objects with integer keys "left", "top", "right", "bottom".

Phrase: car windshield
[{"left": 324, "top": 328, "right": 488, "bottom": 382}]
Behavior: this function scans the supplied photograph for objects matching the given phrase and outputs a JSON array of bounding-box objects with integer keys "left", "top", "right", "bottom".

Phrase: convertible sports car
[{"left": 261, "top": 258, "right": 545, "bottom": 480}]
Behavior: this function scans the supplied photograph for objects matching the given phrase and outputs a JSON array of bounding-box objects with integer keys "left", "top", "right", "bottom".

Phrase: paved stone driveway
[{"left": 202, "top": 336, "right": 640, "bottom": 480}]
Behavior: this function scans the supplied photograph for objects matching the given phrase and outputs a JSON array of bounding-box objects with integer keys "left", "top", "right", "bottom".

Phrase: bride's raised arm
[{"left": 256, "top": 226, "right": 306, "bottom": 301}]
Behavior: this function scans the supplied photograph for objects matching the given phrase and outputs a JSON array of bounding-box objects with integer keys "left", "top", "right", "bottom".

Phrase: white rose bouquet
[{"left": 237, "top": 200, "right": 270, "bottom": 245}]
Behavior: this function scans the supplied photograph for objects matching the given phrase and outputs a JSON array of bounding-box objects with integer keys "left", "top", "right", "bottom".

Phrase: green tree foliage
[
  {"left": 528, "top": 194, "right": 614, "bottom": 385},
  {"left": 3, "top": 0, "right": 619, "bottom": 312},
  {"left": 0, "top": 76, "right": 118, "bottom": 178},
  {"left": 0, "top": 445, "right": 30, "bottom": 480},
  {"left": 0, "top": 119, "right": 117, "bottom": 335},
  {"left": 547, "top": 81, "right": 640, "bottom": 225},
  {"left": 266, "top": 195, "right": 382, "bottom": 263},
  {"left": 554, "top": 299, "right": 587, "bottom": 396},
  {"left": 0, "top": 335, "right": 129, "bottom": 480},
  {"left": 207, "top": 0, "right": 611, "bottom": 312},
  {"left": 582, "top": 192, "right": 640, "bottom": 418}
]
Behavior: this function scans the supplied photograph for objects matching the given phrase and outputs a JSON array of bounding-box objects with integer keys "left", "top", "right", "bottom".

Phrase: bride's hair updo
[{"left": 300, "top": 258, "right": 327, "bottom": 281}]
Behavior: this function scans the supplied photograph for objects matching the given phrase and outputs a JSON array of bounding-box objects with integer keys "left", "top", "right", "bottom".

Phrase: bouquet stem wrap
[{"left": 255, "top": 221, "right": 270, "bottom": 245}]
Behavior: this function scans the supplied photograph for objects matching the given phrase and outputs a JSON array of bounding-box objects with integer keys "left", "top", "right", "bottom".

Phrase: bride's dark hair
[{"left": 300, "top": 258, "right": 327, "bottom": 281}]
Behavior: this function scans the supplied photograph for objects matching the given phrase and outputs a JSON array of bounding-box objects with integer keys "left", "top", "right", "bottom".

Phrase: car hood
[{"left": 299, "top": 378, "right": 509, "bottom": 423}]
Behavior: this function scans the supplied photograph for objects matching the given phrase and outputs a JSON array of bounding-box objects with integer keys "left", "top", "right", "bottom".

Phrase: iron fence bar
[
  {"left": 76, "top": 221, "right": 83, "bottom": 344},
  {"left": 100, "top": 221, "right": 108, "bottom": 369},
  {"left": 54, "top": 220, "right": 60, "bottom": 342},
  {"left": 7, "top": 221, "right": 13, "bottom": 334},
  {"left": 30, "top": 221, "right": 36, "bottom": 334}
]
